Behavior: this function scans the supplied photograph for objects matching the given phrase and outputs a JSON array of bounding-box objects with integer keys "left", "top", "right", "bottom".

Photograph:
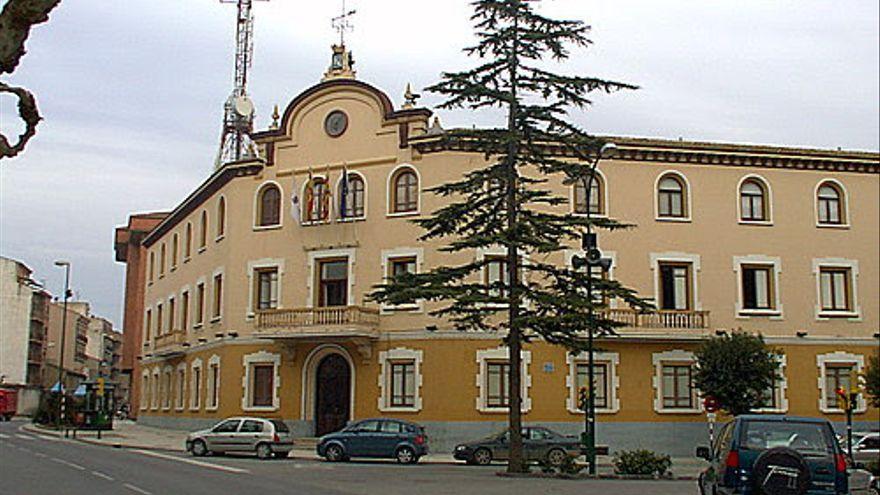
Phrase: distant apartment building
[
  {"left": 0, "top": 256, "right": 50, "bottom": 414},
  {"left": 44, "top": 301, "right": 91, "bottom": 391},
  {"left": 85, "top": 314, "right": 126, "bottom": 403}
]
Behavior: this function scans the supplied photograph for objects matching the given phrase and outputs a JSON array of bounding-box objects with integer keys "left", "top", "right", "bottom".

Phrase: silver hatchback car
[{"left": 186, "top": 417, "right": 294, "bottom": 459}]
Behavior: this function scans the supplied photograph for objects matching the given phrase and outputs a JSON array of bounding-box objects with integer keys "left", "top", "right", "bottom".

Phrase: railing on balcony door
[
  {"left": 256, "top": 306, "right": 380, "bottom": 330},
  {"left": 604, "top": 308, "right": 710, "bottom": 329}
]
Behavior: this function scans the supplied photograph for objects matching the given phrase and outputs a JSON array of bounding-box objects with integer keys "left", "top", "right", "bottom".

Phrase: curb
[
  {"left": 22, "top": 423, "right": 184, "bottom": 453},
  {"left": 496, "top": 472, "right": 697, "bottom": 481}
]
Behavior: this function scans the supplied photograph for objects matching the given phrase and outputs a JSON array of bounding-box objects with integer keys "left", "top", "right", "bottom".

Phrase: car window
[
  {"left": 531, "top": 428, "right": 551, "bottom": 440},
  {"left": 740, "top": 421, "right": 834, "bottom": 456},
  {"left": 349, "top": 420, "right": 380, "bottom": 433},
  {"left": 212, "top": 419, "right": 241, "bottom": 433},
  {"left": 715, "top": 422, "right": 734, "bottom": 458},
  {"left": 380, "top": 421, "right": 402, "bottom": 433},
  {"left": 270, "top": 420, "right": 289, "bottom": 433},
  {"left": 860, "top": 436, "right": 879, "bottom": 449},
  {"left": 240, "top": 420, "right": 263, "bottom": 433}
]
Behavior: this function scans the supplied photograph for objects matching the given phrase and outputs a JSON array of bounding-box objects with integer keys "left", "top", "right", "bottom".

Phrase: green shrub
[
  {"left": 537, "top": 453, "right": 584, "bottom": 475},
  {"left": 613, "top": 449, "right": 672, "bottom": 477}
]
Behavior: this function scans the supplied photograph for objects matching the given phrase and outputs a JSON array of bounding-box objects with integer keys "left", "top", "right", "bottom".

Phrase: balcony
[
  {"left": 256, "top": 306, "right": 380, "bottom": 338},
  {"left": 154, "top": 329, "right": 187, "bottom": 349},
  {"left": 605, "top": 308, "right": 710, "bottom": 329}
]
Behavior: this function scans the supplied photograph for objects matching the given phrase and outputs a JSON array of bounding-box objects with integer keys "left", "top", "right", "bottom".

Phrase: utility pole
[{"left": 53, "top": 260, "right": 71, "bottom": 429}]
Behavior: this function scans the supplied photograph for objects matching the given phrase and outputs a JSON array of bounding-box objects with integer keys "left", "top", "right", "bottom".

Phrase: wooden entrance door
[{"left": 315, "top": 354, "right": 351, "bottom": 436}]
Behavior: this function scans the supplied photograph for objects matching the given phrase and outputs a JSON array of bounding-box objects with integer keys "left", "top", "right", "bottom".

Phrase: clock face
[{"left": 324, "top": 111, "right": 348, "bottom": 137}]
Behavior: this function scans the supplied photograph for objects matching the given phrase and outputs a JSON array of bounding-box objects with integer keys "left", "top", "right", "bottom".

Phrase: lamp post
[
  {"left": 572, "top": 142, "right": 617, "bottom": 475},
  {"left": 54, "top": 260, "right": 71, "bottom": 429}
]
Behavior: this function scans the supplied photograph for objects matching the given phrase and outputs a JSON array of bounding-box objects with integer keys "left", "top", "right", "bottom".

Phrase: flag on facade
[
  {"left": 322, "top": 163, "right": 333, "bottom": 221},
  {"left": 305, "top": 167, "right": 314, "bottom": 222},
  {"left": 290, "top": 176, "right": 301, "bottom": 224},
  {"left": 340, "top": 165, "right": 349, "bottom": 219}
]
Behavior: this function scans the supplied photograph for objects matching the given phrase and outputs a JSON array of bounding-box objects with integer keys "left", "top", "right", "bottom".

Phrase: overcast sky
[{"left": 1, "top": 0, "right": 877, "bottom": 328}]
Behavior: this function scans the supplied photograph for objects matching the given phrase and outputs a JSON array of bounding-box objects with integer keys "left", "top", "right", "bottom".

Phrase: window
[
  {"left": 659, "top": 262, "right": 692, "bottom": 310},
  {"left": 824, "top": 365, "right": 853, "bottom": 409},
  {"left": 181, "top": 291, "right": 189, "bottom": 331},
  {"left": 818, "top": 352, "right": 866, "bottom": 413},
  {"left": 176, "top": 366, "right": 185, "bottom": 410},
  {"left": 251, "top": 365, "right": 274, "bottom": 407},
  {"left": 212, "top": 273, "right": 223, "bottom": 319},
  {"left": 317, "top": 259, "right": 348, "bottom": 307},
  {"left": 742, "top": 265, "right": 774, "bottom": 310},
  {"left": 819, "top": 267, "right": 851, "bottom": 312},
  {"left": 216, "top": 197, "right": 226, "bottom": 238},
  {"left": 159, "top": 243, "right": 166, "bottom": 276},
  {"left": 240, "top": 420, "right": 264, "bottom": 433},
  {"left": 817, "top": 182, "right": 844, "bottom": 225},
  {"left": 390, "top": 362, "right": 416, "bottom": 407},
  {"left": 391, "top": 168, "right": 418, "bottom": 213},
  {"left": 195, "top": 283, "right": 205, "bottom": 325},
  {"left": 575, "top": 363, "right": 609, "bottom": 410},
  {"left": 184, "top": 223, "right": 192, "bottom": 259},
  {"left": 190, "top": 360, "right": 202, "bottom": 410},
  {"left": 662, "top": 364, "right": 694, "bottom": 409},
  {"left": 148, "top": 251, "right": 155, "bottom": 283},
  {"left": 168, "top": 297, "right": 176, "bottom": 331},
  {"left": 340, "top": 173, "right": 365, "bottom": 219},
  {"left": 151, "top": 370, "right": 159, "bottom": 409},
  {"left": 212, "top": 419, "right": 239, "bottom": 433},
  {"left": 144, "top": 309, "right": 152, "bottom": 341},
  {"left": 162, "top": 368, "right": 172, "bottom": 409},
  {"left": 657, "top": 174, "right": 687, "bottom": 218},
  {"left": 379, "top": 348, "right": 423, "bottom": 411},
  {"left": 140, "top": 373, "right": 148, "bottom": 410},
  {"left": 486, "top": 361, "right": 510, "bottom": 408},
  {"left": 305, "top": 178, "right": 329, "bottom": 222},
  {"left": 257, "top": 184, "right": 281, "bottom": 226},
  {"left": 573, "top": 174, "right": 604, "bottom": 215},
  {"left": 199, "top": 211, "right": 208, "bottom": 249},
  {"left": 740, "top": 179, "right": 768, "bottom": 222},
  {"left": 390, "top": 257, "right": 416, "bottom": 281},
  {"left": 254, "top": 268, "right": 279, "bottom": 311},
  {"left": 207, "top": 357, "right": 220, "bottom": 410},
  {"left": 156, "top": 303, "right": 164, "bottom": 336},
  {"left": 242, "top": 351, "right": 280, "bottom": 411},
  {"left": 171, "top": 234, "right": 178, "bottom": 268},
  {"left": 485, "top": 255, "right": 509, "bottom": 298}
]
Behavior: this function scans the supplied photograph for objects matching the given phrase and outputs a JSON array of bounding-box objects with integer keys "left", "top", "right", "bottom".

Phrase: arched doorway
[{"left": 314, "top": 353, "right": 351, "bottom": 436}]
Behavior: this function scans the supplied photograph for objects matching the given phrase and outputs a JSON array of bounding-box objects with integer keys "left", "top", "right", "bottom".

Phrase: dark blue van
[
  {"left": 317, "top": 418, "right": 429, "bottom": 464},
  {"left": 696, "top": 415, "right": 848, "bottom": 495}
]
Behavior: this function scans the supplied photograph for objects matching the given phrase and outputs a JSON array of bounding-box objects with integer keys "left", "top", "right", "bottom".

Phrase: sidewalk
[{"left": 22, "top": 421, "right": 706, "bottom": 477}]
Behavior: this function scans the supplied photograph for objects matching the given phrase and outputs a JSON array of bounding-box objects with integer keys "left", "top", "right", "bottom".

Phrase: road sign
[{"left": 703, "top": 396, "right": 719, "bottom": 413}]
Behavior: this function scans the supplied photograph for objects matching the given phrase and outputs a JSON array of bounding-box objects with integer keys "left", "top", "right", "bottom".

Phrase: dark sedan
[
  {"left": 317, "top": 418, "right": 429, "bottom": 464},
  {"left": 453, "top": 426, "right": 581, "bottom": 466}
]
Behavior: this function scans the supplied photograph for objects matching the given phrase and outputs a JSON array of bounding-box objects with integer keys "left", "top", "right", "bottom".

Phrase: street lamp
[
  {"left": 54, "top": 260, "right": 71, "bottom": 429},
  {"left": 571, "top": 142, "right": 617, "bottom": 475}
]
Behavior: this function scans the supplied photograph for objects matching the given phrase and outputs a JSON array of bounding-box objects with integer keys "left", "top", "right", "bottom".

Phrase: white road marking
[
  {"left": 123, "top": 483, "right": 152, "bottom": 495},
  {"left": 34, "top": 452, "right": 48, "bottom": 458},
  {"left": 0, "top": 433, "right": 10, "bottom": 439},
  {"left": 91, "top": 471, "right": 114, "bottom": 481},
  {"left": 131, "top": 449, "right": 249, "bottom": 474},
  {"left": 36, "top": 434, "right": 58, "bottom": 441},
  {"left": 51, "top": 457, "right": 86, "bottom": 471},
  {"left": 15, "top": 434, "right": 36, "bottom": 440}
]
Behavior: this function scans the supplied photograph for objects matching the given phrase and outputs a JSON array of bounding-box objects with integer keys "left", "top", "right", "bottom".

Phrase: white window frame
[
  {"left": 476, "top": 246, "right": 529, "bottom": 309},
  {"left": 161, "top": 365, "right": 173, "bottom": 410},
  {"left": 253, "top": 181, "right": 284, "bottom": 230},
  {"left": 380, "top": 248, "right": 424, "bottom": 313},
  {"left": 377, "top": 347, "right": 424, "bottom": 412},
  {"left": 151, "top": 368, "right": 159, "bottom": 410},
  {"left": 652, "top": 349, "right": 702, "bottom": 414},
  {"left": 475, "top": 346, "right": 532, "bottom": 413},
  {"left": 654, "top": 170, "right": 692, "bottom": 222},
  {"left": 140, "top": 370, "right": 149, "bottom": 410},
  {"left": 812, "top": 258, "right": 860, "bottom": 320},
  {"left": 650, "top": 252, "right": 702, "bottom": 310},
  {"left": 306, "top": 248, "right": 357, "bottom": 308},
  {"left": 733, "top": 255, "right": 783, "bottom": 318},
  {"left": 210, "top": 266, "right": 225, "bottom": 323},
  {"left": 386, "top": 163, "right": 421, "bottom": 218},
  {"left": 335, "top": 170, "right": 368, "bottom": 222},
  {"left": 194, "top": 276, "right": 207, "bottom": 329},
  {"left": 817, "top": 352, "right": 867, "bottom": 414},
  {"left": 179, "top": 285, "right": 191, "bottom": 332},
  {"left": 753, "top": 354, "right": 789, "bottom": 413},
  {"left": 814, "top": 179, "right": 850, "bottom": 229},
  {"left": 570, "top": 168, "right": 609, "bottom": 218},
  {"left": 241, "top": 351, "right": 281, "bottom": 412},
  {"left": 246, "top": 258, "right": 286, "bottom": 318},
  {"left": 566, "top": 351, "right": 620, "bottom": 414},
  {"left": 190, "top": 358, "right": 203, "bottom": 411},
  {"left": 736, "top": 174, "right": 774, "bottom": 226},
  {"left": 565, "top": 249, "right": 618, "bottom": 308},
  {"left": 175, "top": 362, "right": 186, "bottom": 411},
  {"left": 206, "top": 355, "right": 221, "bottom": 411}
]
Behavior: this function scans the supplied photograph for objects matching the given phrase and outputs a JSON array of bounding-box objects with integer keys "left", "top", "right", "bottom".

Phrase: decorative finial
[
  {"left": 332, "top": 0, "right": 356, "bottom": 46},
  {"left": 402, "top": 83, "right": 420, "bottom": 109},
  {"left": 270, "top": 105, "right": 280, "bottom": 129}
]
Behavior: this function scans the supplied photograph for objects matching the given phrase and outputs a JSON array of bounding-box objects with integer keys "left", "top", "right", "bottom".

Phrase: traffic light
[
  {"left": 578, "top": 387, "right": 588, "bottom": 411},
  {"left": 835, "top": 387, "right": 849, "bottom": 411},
  {"left": 97, "top": 377, "right": 105, "bottom": 397}
]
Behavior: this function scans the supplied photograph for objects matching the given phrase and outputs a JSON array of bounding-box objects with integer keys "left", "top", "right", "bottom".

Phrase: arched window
[
  {"left": 184, "top": 223, "right": 192, "bottom": 259},
  {"left": 817, "top": 182, "right": 844, "bottom": 225},
  {"left": 573, "top": 174, "right": 604, "bottom": 215},
  {"left": 305, "top": 178, "right": 329, "bottom": 222},
  {"left": 257, "top": 184, "right": 281, "bottom": 226},
  {"left": 199, "top": 211, "right": 208, "bottom": 249},
  {"left": 740, "top": 179, "right": 768, "bottom": 221},
  {"left": 657, "top": 174, "right": 686, "bottom": 218},
  {"left": 216, "top": 197, "right": 226, "bottom": 238},
  {"left": 340, "top": 173, "right": 365, "bottom": 219},
  {"left": 391, "top": 168, "right": 418, "bottom": 213}
]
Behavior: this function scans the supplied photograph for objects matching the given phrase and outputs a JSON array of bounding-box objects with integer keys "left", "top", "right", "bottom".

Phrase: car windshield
[
  {"left": 270, "top": 420, "right": 289, "bottom": 433},
  {"left": 741, "top": 421, "right": 834, "bottom": 456}
]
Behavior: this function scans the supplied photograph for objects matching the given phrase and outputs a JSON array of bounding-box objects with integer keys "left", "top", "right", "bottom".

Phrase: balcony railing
[
  {"left": 604, "top": 308, "right": 710, "bottom": 329},
  {"left": 154, "top": 329, "right": 187, "bottom": 349},
  {"left": 256, "top": 306, "right": 380, "bottom": 336}
]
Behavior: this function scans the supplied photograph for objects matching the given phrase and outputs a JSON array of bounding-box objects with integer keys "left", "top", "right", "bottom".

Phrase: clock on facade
[{"left": 324, "top": 111, "right": 348, "bottom": 137}]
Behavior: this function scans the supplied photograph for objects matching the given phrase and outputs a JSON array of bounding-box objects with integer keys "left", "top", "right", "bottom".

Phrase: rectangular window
[
  {"left": 156, "top": 303, "right": 164, "bottom": 335},
  {"left": 162, "top": 371, "right": 171, "bottom": 409},
  {"left": 176, "top": 368, "right": 185, "bottom": 409},
  {"left": 151, "top": 373, "right": 158, "bottom": 409},
  {"left": 390, "top": 257, "right": 416, "bottom": 280},
  {"left": 141, "top": 375, "right": 148, "bottom": 409},
  {"left": 486, "top": 361, "right": 510, "bottom": 408},
  {"left": 212, "top": 274, "right": 223, "bottom": 319},
  {"left": 819, "top": 268, "right": 851, "bottom": 311},
  {"left": 168, "top": 297, "right": 176, "bottom": 331},
  {"left": 191, "top": 366, "right": 201, "bottom": 409},
  {"left": 824, "top": 365, "right": 852, "bottom": 409},
  {"left": 145, "top": 309, "right": 152, "bottom": 341},
  {"left": 208, "top": 363, "right": 220, "bottom": 408},
  {"left": 195, "top": 283, "right": 205, "bottom": 325},
  {"left": 659, "top": 262, "right": 691, "bottom": 310},
  {"left": 485, "top": 256, "right": 509, "bottom": 298},
  {"left": 575, "top": 363, "right": 609, "bottom": 410},
  {"left": 390, "top": 362, "right": 416, "bottom": 407},
  {"left": 318, "top": 259, "right": 348, "bottom": 307},
  {"left": 251, "top": 364, "right": 274, "bottom": 407},
  {"left": 662, "top": 364, "right": 694, "bottom": 409},
  {"left": 181, "top": 292, "right": 189, "bottom": 331},
  {"left": 255, "top": 268, "right": 279, "bottom": 310},
  {"left": 759, "top": 381, "right": 779, "bottom": 410},
  {"left": 742, "top": 265, "right": 773, "bottom": 310}
]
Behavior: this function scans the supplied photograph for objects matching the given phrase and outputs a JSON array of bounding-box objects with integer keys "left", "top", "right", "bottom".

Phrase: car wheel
[
  {"left": 256, "top": 443, "right": 273, "bottom": 460},
  {"left": 396, "top": 446, "right": 417, "bottom": 464},
  {"left": 472, "top": 448, "right": 492, "bottom": 466},
  {"left": 325, "top": 444, "right": 345, "bottom": 462},
  {"left": 546, "top": 448, "right": 567, "bottom": 467},
  {"left": 275, "top": 451, "right": 290, "bottom": 459},
  {"left": 191, "top": 440, "right": 208, "bottom": 457}
]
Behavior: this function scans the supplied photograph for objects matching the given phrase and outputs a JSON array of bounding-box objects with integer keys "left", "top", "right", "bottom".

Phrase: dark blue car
[
  {"left": 316, "top": 418, "right": 429, "bottom": 464},
  {"left": 696, "top": 415, "right": 848, "bottom": 495}
]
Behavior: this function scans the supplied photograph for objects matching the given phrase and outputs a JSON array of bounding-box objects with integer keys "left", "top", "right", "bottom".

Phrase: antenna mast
[{"left": 216, "top": 0, "right": 267, "bottom": 169}]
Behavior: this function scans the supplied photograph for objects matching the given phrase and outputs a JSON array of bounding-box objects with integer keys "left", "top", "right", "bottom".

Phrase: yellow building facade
[{"left": 129, "top": 56, "right": 879, "bottom": 454}]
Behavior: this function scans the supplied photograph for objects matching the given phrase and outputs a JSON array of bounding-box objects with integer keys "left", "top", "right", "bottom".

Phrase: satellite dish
[{"left": 233, "top": 96, "right": 255, "bottom": 117}]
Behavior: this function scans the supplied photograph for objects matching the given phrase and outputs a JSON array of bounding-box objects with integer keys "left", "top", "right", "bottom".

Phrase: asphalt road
[{"left": 0, "top": 420, "right": 698, "bottom": 495}]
